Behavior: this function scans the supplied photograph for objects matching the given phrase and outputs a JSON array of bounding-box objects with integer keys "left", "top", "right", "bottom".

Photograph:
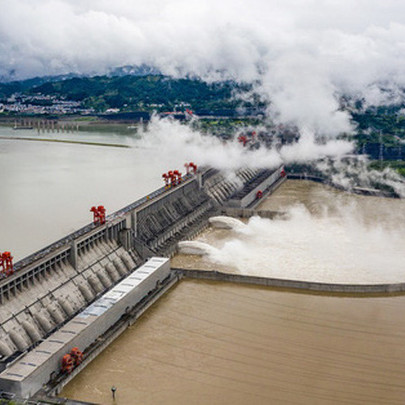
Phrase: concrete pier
[{"left": 174, "top": 268, "right": 405, "bottom": 295}]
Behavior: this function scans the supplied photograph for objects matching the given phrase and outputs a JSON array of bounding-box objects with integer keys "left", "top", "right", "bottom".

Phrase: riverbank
[{"left": 0, "top": 136, "right": 131, "bottom": 148}]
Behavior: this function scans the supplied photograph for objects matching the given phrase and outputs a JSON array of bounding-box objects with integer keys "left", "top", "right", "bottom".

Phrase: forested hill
[{"left": 3, "top": 75, "right": 259, "bottom": 113}]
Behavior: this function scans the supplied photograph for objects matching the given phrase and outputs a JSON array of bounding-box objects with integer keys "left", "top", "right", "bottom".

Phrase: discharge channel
[{"left": 61, "top": 279, "right": 405, "bottom": 404}]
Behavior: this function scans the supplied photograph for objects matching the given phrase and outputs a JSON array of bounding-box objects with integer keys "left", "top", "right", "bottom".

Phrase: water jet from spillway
[
  {"left": 177, "top": 241, "right": 218, "bottom": 256},
  {"left": 209, "top": 216, "right": 245, "bottom": 230}
]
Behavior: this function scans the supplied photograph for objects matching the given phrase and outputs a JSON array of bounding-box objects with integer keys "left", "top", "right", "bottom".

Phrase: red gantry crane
[
  {"left": 0, "top": 251, "right": 14, "bottom": 278},
  {"left": 90, "top": 206, "right": 106, "bottom": 225},
  {"left": 163, "top": 163, "right": 196, "bottom": 188}
]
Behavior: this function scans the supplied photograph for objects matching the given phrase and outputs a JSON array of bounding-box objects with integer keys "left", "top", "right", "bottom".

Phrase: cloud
[
  {"left": 2, "top": 1, "right": 405, "bottom": 135},
  {"left": 316, "top": 157, "right": 405, "bottom": 197},
  {"left": 137, "top": 116, "right": 353, "bottom": 171}
]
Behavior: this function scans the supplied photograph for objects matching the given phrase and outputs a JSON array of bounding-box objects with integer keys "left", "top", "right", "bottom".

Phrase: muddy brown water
[
  {"left": 61, "top": 280, "right": 405, "bottom": 404},
  {"left": 257, "top": 180, "right": 405, "bottom": 224}
]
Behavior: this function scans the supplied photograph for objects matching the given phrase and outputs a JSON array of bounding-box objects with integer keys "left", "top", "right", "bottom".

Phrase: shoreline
[{"left": 0, "top": 135, "right": 131, "bottom": 148}]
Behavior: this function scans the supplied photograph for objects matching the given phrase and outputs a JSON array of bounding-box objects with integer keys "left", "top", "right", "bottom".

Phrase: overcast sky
[{"left": 2, "top": 0, "right": 405, "bottom": 134}]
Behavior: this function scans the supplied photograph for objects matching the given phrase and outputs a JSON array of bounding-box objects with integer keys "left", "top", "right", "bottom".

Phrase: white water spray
[
  {"left": 185, "top": 200, "right": 405, "bottom": 283},
  {"left": 178, "top": 241, "right": 219, "bottom": 256},
  {"left": 209, "top": 216, "right": 245, "bottom": 230},
  {"left": 136, "top": 116, "right": 353, "bottom": 172}
]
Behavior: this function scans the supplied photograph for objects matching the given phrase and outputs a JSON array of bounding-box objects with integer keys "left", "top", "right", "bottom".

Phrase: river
[
  {"left": 0, "top": 126, "right": 176, "bottom": 260},
  {"left": 61, "top": 179, "right": 405, "bottom": 404}
]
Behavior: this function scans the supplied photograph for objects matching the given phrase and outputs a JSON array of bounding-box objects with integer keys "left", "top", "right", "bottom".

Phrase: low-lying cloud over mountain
[{"left": 2, "top": 0, "right": 405, "bottom": 135}]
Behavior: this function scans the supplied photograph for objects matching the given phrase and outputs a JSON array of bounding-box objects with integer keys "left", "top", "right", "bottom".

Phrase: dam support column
[
  {"left": 131, "top": 211, "right": 137, "bottom": 237},
  {"left": 197, "top": 172, "right": 203, "bottom": 189},
  {"left": 119, "top": 229, "right": 132, "bottom": 251},
  {"left": 119, "top": 215, "right": 133, "bottom": 251},
  {"left": 69, "top": 241, "right": 78, "bottom": 270}
]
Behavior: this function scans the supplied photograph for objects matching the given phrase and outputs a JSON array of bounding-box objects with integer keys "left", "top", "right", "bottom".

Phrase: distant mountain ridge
[
  {"left": 0, "top": 64, "right": 161, "bottom": 85},
  {"left": 107, "top": 64, "right": 161, "bottom": 77},
  {"left": 0, "top": 71, "right": 258, "bottom": 114}
]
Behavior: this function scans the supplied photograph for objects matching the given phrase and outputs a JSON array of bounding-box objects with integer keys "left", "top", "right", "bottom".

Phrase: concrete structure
[
  {"left": 0, "top": 166, "right": 285, "bottom": 399},
  {"left": 220, "top": 207, "right": 285, "bottom": 219},
  {"left": 0, "top": 173, "right": 210, "bottom": 367},
  {"left": 0, "top": 258, "right": 171, "bottom": 398},
  {"left": 202, "top": 168, "right": 262, "bottom": 204},
  {"left": 226, "top": 166, "right": 285, "bottom": 208},
  {"left": 175, "top": 268, "right": 405, "bottom": 295}
]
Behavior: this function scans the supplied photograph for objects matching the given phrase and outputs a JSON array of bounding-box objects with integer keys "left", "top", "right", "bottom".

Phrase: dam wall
[
  {"left": 220, "top": 207, "right": 285, "bottom": 219},
  {"left": 133, "top": 177, "right": 215, "bottom": 256},
  {"left": 202, "top": 168, "right": 261, "bottom": 204},
  {"left": 0, "top": 167, "right": 283, "bottom": 366},
  {"left": 0, "top": 172, "right": 217, "bottom": 365},
  {"left": 0, "top": 236, "right": 140, "bottom": 367},
  {"left": 0, "top": 165, "right": 285, "bottom": 398}
]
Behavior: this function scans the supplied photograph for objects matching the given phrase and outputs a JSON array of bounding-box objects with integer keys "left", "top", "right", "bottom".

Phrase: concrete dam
[{"left": 0, "top": 165, "right": 285, "bottom": 399}]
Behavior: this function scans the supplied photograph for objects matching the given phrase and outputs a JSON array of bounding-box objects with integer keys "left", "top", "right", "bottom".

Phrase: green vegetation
[
  {"left": 0, "top": 399, "right": 22, "bottom": 405},
  {"left": 27, "top": 75, "right": 254, "bottom": 113},
  {"left": 369, "top": 160, "right": 405, "bottom": 177},
  {"left": 350, "top": 106, "right": 405, "bottom": 169},
  {"left": 352, "top": 105, "right": 405, "bottom": 146},
  {"left": 191, "top": 117, "right": 264, "bottom": 139}
]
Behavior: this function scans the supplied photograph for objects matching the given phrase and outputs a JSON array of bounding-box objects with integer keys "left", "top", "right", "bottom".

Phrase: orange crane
[
  {"left": 0, "top": 252, "right": 13, "bottom": 278},
  {"left": 90, "top": 206, "right": 106, "bottom": 225}
]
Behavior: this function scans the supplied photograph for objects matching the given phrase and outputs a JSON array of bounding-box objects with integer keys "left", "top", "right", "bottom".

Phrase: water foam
[{"left": 199, "top": 204, "right": 405, "bottom": 283}]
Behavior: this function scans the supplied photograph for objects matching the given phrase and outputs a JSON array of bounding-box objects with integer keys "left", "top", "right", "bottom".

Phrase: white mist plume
[
  {"left": 3, "top": 1, "right": 405, "bottom": 136},
  {"left": 316, "top": 157, "right": 405, "bottom": 197},
  {"left": 199, "top": 205, "right": 405, "bottom": 283},
  {"left": 137, "top": 116, "right": 353, "bottom": 171}
]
